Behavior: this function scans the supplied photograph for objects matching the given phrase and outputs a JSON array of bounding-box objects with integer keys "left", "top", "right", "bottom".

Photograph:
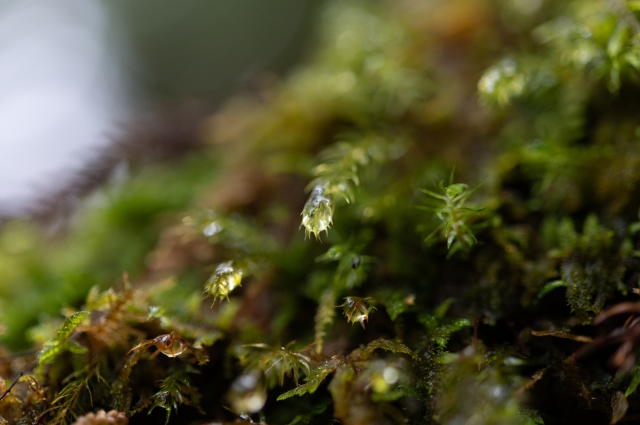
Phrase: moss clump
[{"left": 2, "top": 0, "right": 640, "bottom": 424}]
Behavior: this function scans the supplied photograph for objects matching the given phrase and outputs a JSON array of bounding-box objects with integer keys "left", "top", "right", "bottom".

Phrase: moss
[{"left": 2, "top": 0, "right": 640, "bottom": 423}]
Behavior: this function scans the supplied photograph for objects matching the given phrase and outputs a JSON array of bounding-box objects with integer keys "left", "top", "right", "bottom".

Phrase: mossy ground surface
[{"left": 2, "top": 1, "right": 640, "bottom": 424}]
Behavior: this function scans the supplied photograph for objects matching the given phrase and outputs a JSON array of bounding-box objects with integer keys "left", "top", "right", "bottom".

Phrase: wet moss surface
[{"left": 2, "top": 0, "right": 640, "bottom": 424}]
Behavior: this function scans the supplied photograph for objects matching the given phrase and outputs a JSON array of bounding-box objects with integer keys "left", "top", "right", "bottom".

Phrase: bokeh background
[{"left": 0, "top": 0, "right": 320, "bottom": 216}]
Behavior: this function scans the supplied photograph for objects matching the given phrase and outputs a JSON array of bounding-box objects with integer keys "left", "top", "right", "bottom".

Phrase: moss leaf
[{"left": 38, "top": 311, "right": 89, "bottom": 367}]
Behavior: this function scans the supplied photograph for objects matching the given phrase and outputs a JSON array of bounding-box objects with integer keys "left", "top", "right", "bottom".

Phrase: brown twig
[
  {"left": 574, "top": 302, "right": 640, "bottom": 374},
  {"left": 0, "top": 360, "right": 37, "bottom": 403}
]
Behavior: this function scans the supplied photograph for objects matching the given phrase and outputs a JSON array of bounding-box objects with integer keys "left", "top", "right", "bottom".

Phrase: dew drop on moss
[{"left": 154, "top": 334, "right": 187, "bottom": 358}]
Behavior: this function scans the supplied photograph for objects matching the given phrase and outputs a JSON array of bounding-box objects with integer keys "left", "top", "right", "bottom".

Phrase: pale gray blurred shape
[
  {"left": 0, "top": 0, "right": 313, "bottom": 217},
  {"left": 0, "top": 0, "right": 130, "bottom": 216}
]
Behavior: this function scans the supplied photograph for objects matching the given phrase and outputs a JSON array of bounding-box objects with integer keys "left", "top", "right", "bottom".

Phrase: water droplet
[
  {"left": 383, "top": 367, "right": 399, "bottom": 385},
  {"left": 369, "top": 361, "right": 404, "bottom": 393},
  {"left": 128, "top": 332, "right": 190, "bottom": 358},
  {"left": 154, "top": 333, "right": 188, "bottom": 357},
  {"left": 228, "top": 370, "right": 266, "bottom": 414},
  {"left": 203, "top": 221, "right": 222, "bottom": 237},
  {"left": 490, "top": 385, "right": 503, "bottom": 399},
  {"left": 478, "top": 68, "right": 500, "bottom": 94}
]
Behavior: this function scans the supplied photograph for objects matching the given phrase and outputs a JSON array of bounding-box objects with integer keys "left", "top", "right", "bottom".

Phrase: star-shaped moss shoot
[
  {"left": 419, "top": 168, "right": 485, "bottom": 257},
  {"left": 338, "top": 297, "right": 376, "bottom": 329}
]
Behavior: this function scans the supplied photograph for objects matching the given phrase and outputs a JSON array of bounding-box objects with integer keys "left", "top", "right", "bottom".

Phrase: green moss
[{"left": 3, "top": 0, "right": 640, "bottom": 423}]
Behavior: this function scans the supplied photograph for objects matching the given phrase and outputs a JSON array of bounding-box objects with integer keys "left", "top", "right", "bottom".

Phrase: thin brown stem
[{"left": 0, "top": 360, "right": 37, "bottom": 403}]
